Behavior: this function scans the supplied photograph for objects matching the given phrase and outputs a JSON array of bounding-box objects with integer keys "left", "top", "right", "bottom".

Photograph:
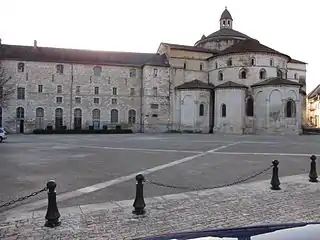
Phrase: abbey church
[{"left": 0, "top": 8, "right": 307, "bottom": 134}]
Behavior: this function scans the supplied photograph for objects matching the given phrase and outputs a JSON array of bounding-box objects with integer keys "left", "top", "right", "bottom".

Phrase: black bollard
[
  {"left": 132, "top": 174, "right": 146, "bottom": 215},
  {"left": 309, "top": 155, "right": 318, "bottom": 183},
  {"left": 270, "top": 160, "right": 281, "bottom": 190},
  {"left": 44, "top": 180, "right": 61, "bottom": 228}
]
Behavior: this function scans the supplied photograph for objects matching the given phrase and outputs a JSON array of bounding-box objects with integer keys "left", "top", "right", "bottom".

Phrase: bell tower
[{"left": 220, "top": 7, "right": 233, "bottom": 29}]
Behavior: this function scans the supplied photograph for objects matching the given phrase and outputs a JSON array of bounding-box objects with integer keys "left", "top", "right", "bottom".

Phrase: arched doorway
[
  {"left": 128, "top": 109, "right": 136, "bottom": 124},
  {"left": 111, "top": 109, "right": 118, "bottom": 123},
  {"left": 92, "top": 109, "right": 100, "bottom": 129},
  {"left": 74, "top": 108, "right": 82, "bottom": 130},
  {"left": 35, "top": 107, "right": 44, "bottom": 129}
]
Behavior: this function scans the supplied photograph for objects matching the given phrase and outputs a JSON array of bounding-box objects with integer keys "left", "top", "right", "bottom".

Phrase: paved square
[{"left": 0, "top": 133, "right": 319, "bottom": 217}]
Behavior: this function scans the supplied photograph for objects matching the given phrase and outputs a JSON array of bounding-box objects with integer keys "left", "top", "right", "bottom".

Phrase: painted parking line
[
  {"left": 3, "top": 141, "right": 241, "bottom": 216},
  {"left": 210, "top": 152, "right": 319, "bottom": 157}
]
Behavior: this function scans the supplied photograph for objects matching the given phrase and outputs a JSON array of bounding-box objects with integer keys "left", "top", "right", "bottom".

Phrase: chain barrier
[
  {"left": 146, "top": 165, "right": 273, "bottom": 191},
  {"left": 0, "top": 187, "right": 47, "bottom": 209}
]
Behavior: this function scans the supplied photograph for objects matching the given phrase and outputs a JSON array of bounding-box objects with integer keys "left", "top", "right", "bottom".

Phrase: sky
[{"left": 0, "top": 0, "right": 318, "bottom": 93}]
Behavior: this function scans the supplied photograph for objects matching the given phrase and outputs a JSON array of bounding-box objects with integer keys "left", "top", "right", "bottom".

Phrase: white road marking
[
  {"left": 4, "top": 141, "right": 241, "bottom": 215},
  {"left": 210, "top": 151, "right": 318, "bottom": 157},
  {"left": 66, "top": 144, "right": 204, "bottom": 154}
]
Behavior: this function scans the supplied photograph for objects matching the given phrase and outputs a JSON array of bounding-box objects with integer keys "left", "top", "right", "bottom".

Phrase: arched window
[
  {"left": 183, "top": 62, "right": 187, "bottom": 69},
  {"left": 239, "top": 69, "right": 247, "bottom": 79},
  {"left": 259, "top": 68, "right": 267, "bottom": 79},
  {"left": 227, "top": 58, "right": 232, "bottom": 67},
  {"left": 16, "top": 107, "right": 24, "bottom": 119},
  {"left": 111, "top": 109, "right": 118, "bottom": 123},
  {"left": 74, "top": 108, "right": 82, "bottom": 130},
  {"left": 285, "top": 99, "right": 296, "bottom": 118},
  {"left": 55, "top": 108, "right": 63, "bottom": 129},
  {"left": 251, "top": 58, "right": 255, "bottom": 66},
  {"left": 200, "top": 63, "right": 203, "bottom": 71},
  {"left": 218, "top": 71, "right": 223, "bottom": 81},
  {"left": 128, "top": 109, "right": 136, "bottom": 124},
  {"left": 199, "top": 104, "right": 204, "bottom": 116},
  {"left": 92, "top": 109, "right": 100, "bottom": 129},
  {"left": 221, "top": 104, "right": 226, "bottom": 117},
  {"left": 93, "top": 66, "right": 102, "bottom": 76},
  {"left": 246, "top": 97, "right": 254, "bottom": 116},
  {"left": 0, "top": 107, "right": 2, "bottom": 128},
  {"left": 215, "top": 62, "right": 218, "bottom": 69},
  {"left": 35, "top": 107, "right": 44, "bottom": 129},
  {"left": 277, "top": 69, "right": 283, "bottom": 78},
  {"left": 294, "top": 73, "right": 298, "bottom": 80}
]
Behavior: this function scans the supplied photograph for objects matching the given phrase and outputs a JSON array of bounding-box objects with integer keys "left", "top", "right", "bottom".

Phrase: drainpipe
[
  {"left": 139, "top": 66, "right": 144, "bottom": 133},
  {"left": 69, "top": 64, "right": 74, "bottom": 129}
]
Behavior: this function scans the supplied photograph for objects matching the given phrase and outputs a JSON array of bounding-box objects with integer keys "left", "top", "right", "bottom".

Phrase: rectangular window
[
  {"left": 112, "top": 87, "right": 117, "bottom": 95},
  {"left": 150, "top": 103, "right": 159, "bottom": 109},
  {"left": 56, "top": 97, "right": 62, "bottom": 103},
  {"left": 57, "top": 85, "right": 62, "bottom": 94},
  {"left": 153, "top": 69, "right": 158, "bottom": 77},
  {"left": 94, "top": 87, "right": 99, "bottom": 95},
  {"left": 17, "top": 87, "right": 25, "bottom": 100},
  {"left": 38, "top": 85, "right": 43, "bottom": 93},
  {"left": 111, "top": 98, "right": 117, "bottom": 104},
  {"left": 75, "top": 97, "right": 81, "bottom": 103},
  {"left": 153, "top": 87, "right": 157, "bottom": 96},
  {"left": 56, "top": 64, "right": 64, "bottom": 74},
  {"left": 76, "top": 86, "right": 80, "bottom": 94},
  {"left": 130, "top": 69, "right": 136, "bottom": 77},
  {"left": 93, "top": 66, "right": 102, "bottom": 76},
  {"left": 130, "top": 88, "right": 135, "bottom": 96},
  {"left": 94, "top": 98, "right": 99, "bottom": 104},
  {"left": 200, "top": 63, "right": 203, "bottom": 71}
]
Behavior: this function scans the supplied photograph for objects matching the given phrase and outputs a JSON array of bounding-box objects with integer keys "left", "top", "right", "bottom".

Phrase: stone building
[
  {"left": 307, "top": 84, "right": 320, "bottom": 127},
  {"left": 0, "top": 8, "right": 307, "bottom": 134}
]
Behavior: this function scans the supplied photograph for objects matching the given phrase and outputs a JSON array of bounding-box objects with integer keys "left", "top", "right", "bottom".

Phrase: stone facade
[
  {"left": 0, "top": 8, "right": 308, "bottom": 135},
  {"left": 307, "top": 84, "right": 320, "bottom": 127}
]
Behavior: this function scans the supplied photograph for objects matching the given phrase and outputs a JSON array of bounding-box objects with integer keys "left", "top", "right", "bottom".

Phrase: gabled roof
[
  {"left": 289, "top": 59, "right": 307, "bottom": 64},
  {"left": 251, "top": 77, "right": 301, "bottom": 88},
  {"left": 212, "top": 39, "right": 290, "bottom": 60},
  {"left": 0, "top": 44, "right": 170, "bottom": 67},
  {"left": 307, "top": 84, "right": 320, "bottom": 99},
  {"left": 175, "top": 79, "right": 214, "bottom": 90},
  {"left": 161, "top": 42, "right": 218, "bottom": 54},
  {"left": 215, "top": 81, "right": 248, "bottom": 89}
]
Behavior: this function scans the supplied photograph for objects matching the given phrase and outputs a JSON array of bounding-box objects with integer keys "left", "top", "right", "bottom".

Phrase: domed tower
[
  {"left": 194, "top": 7, "right": 251, "bottom": 51},
  {"left": 220, "top": 7, "right": 233, "bottom": 29}
]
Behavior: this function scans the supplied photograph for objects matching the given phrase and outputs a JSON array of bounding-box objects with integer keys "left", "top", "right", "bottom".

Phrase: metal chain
[
  {"left": 146, "top": 165, "right": 273, "bottom": 191},
  {"left": 0, "top": 187, "right": 47, "bottom": 209}
]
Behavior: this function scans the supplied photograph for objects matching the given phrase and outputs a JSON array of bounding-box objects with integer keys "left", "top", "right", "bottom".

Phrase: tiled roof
[
  {"left": 215, "top": 81, "right": 248, "bottom": 89},
  {"left": 307, "top": 84, "right": 320, "bottom": 98},
  {"left": 215, "top": 39, "right": 290, "bottom": 60},
  {"left": 0, "top": 44, "right": 170, "bottom": 67},
  {"left": 175, "top": 80, "right": 214, "bottom": 90},
  {"left": 251, "top": 77, "right": 301, "bottom": 88},
  {"left": 195, "top": 28, "right": 251, "bottom": 46},
  {"left": 289, "top": 59, "right": 307, "bottom": 64},
  {"left": 162, "top": 43, "right": 217, "bottom": 54}
]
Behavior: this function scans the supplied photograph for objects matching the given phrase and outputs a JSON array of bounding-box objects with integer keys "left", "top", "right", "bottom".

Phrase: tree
[{"left": 0, "top": 61, "right": 15, "bottom": 108}]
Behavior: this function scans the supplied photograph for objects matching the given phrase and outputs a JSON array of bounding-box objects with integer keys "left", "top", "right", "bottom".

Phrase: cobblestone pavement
[{"left": 1, "top": 174, "right": 319, "bottom": 239}]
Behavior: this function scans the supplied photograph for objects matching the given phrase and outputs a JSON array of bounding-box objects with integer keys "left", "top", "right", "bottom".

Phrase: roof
[
  {"left": 195, "top": 28, "right": 251, "bottom": 46},
  {"left": 211, "top": 39, "right": 291, "bottom": 60},
  {"left": 220, "top": 8, "right": 233, "bottom": 20},
  {"left": 307, "top": 84, "right": 320, "bottom": 98},
  {"left": 175, "top": 79, "right": 214, "bottom": 90},
  {"left": 215, "top": 81, "right": 248, "bottom": 89},
  {"left": 162, "top": 42, "right": 217, "bottom": 54},
  {"left": 0, "top": 44, "right": 170, "bottom": 67},
  {"left": 289, "top": 58, "right": 307, "bottom": 64},
  {"left": 251, "top": 77, "right": 301, "bottom": 88}
]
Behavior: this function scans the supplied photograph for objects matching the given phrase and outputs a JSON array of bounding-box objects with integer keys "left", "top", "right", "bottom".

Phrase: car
[
  {"left": 142, "top": 222, "right": 320, "bottom": 240},
  {"left": 0, "top": 127, "right": 7, "bottom": 143}
]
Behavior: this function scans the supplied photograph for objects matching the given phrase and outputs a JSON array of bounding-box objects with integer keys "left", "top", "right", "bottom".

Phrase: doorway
[{"left": 19, "top": 120, "right": 24, "bottom": 133}]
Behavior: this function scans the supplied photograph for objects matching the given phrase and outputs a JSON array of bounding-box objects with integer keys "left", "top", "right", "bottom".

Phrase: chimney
[{"left": 34, "top": 40, "right": 37, "bottom": 48}]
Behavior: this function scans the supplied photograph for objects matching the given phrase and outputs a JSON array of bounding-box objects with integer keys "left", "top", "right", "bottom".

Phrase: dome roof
[{"left": 220, "top": 8, "right": 233, "bottom": 20}]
